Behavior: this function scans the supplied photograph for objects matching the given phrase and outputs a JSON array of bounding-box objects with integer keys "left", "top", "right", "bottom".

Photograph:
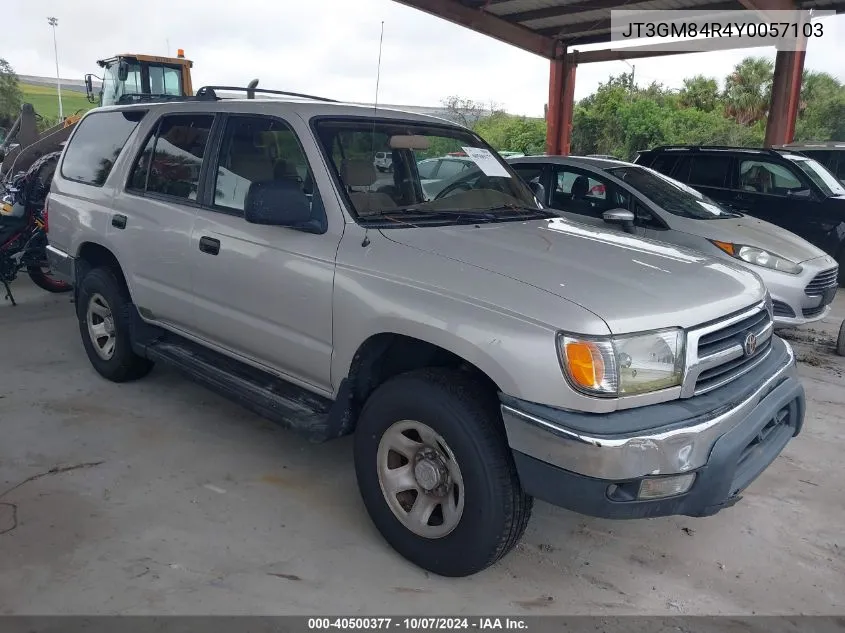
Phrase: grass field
[{"left": 20, "top": 82, "right": 95, "bottom": 123}]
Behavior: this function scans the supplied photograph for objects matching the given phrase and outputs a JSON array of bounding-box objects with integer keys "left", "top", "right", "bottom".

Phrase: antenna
[
  {"left": 373, "top": 20, "right": 385, "bottom": 115},
  {"left": 363, "top": 20, "right": 385, "bottom": 248},
  {"left": 166, "top": 38, "right": 170, "bottom": 56}
]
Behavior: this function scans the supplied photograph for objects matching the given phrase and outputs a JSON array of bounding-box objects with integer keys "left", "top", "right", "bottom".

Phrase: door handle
[
  {"left": 111, "top": 214, "right": 127, "bottom": 229},
  {"left": 198, "top": 236, "right": 220, "bottom": 255}
]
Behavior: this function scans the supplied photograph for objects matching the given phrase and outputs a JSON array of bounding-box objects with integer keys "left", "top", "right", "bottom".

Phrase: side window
[
  {"left": 688, "top": 155, "right": 730, "bottom": 188},
  {"left": 416, "top": 159, "right": 439, "bottom": 179},
  {"left": 738, "top": 159, "right": 806, "bottom": 196},
  {"left": 127, "top": 114, "right": 213, "bottom": 201},
  {"left": 650, "top": 154, "right": 679, "bottom": 176},
  {"left": 214, "top": 115, "right": 314, "bottom": 213},
  {"left": 551, "top": 168, "right": 614, "bottom": 217},
  {"left": 671, "top": 155, "right": 693, "bottom": 182},
  {"left": 436, "top": 159, "right": 468, "bottom": 180},
  {"left": 512, "top": 165, "right": 544, "bottom": 185},
  {"left": 61, "top": 110, "right": 146, "bottom": 186}
]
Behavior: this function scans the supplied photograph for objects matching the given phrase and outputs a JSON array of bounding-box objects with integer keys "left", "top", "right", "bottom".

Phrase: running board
[{"left": 130, "top": 311, "right": 351, "bottom": 443}]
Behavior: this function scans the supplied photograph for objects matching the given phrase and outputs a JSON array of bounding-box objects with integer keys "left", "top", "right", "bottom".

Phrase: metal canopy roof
[{"left": 394, "top": 0, "right": 845, "bottom": 58}]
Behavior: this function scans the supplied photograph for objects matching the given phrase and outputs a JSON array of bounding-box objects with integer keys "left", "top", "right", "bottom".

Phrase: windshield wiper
[{"left": 362, "top": 207, "right": 499, "bottom": 223}]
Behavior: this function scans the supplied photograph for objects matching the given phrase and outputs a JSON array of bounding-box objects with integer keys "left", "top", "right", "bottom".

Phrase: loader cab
[{"left": 86, "top": 52, "right": 194, "bottom": 107}]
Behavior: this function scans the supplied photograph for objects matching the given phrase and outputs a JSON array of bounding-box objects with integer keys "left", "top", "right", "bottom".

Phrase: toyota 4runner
[{"left": 44, "top": 86, "right": 805, "bottom": 577}]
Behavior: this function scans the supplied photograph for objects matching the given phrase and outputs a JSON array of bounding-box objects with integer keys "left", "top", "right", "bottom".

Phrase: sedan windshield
[
  {"left": 312, "top": 118, "right": 546, "bottom": 225},
  {"left": 782, "top": 154, "right": 845, "bottom": 197},
  {"left": 606, "top": 165, "right": 737, "bottom": 220}
]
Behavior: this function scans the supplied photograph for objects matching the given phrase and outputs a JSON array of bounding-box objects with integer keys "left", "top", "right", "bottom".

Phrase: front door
[
  {"left": 729, "top": 156, "right": 829, "bottom": 250},
  {"left": 188, "top": 114, "right": 341, "bottom": 393},
  {"left": 548, "top": 165, "right": 649, "bottom": 238}
]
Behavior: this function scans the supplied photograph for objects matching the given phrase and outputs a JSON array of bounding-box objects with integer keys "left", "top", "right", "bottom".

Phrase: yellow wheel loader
[{"left": 0, "top": 51, "right": 193, "bottom": 180}]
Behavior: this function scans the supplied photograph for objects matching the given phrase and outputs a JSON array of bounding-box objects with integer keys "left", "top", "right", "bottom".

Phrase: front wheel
[
  {"left": 354, "top": 368, "right": 532, "bottom": 577},
  {"left": 27, "top": 265, "right": 72, "bottom": 293}
]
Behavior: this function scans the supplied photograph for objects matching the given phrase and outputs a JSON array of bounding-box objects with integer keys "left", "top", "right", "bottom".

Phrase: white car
[
  {"left": 509, "top": 156, "right": 839, "bottom": 328},
  {"left": 373, "top": 151, "right": 392, "bottom": 172}
]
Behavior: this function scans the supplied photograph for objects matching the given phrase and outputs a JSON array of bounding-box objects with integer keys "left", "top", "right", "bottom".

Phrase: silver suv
[{"left": 45, "top": 87, "right": 805, "bottom": 577}]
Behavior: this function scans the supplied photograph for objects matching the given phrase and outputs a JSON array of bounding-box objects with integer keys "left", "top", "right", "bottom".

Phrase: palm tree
[{"left": 723, "top": 57, "right": 774, "bottom": 126}]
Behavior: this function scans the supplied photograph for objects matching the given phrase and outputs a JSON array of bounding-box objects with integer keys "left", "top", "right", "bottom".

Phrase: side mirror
[
  {"left": 244, "top": 181, "right": 312, "bottom": 227},
  {"left": 84, "top": 74, "right": 97, "bottom": 104},
  {"left": 117, "top": 61, "right": 129, "bottom": 82},
  {"left": 528, "top": 180, "right": 546, "bottom": 202},
  {"left": 602, "top": 208, "right": 636, "bottom": 232}
]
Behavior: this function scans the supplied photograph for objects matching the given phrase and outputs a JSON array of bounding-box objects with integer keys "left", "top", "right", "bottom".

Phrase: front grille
[
  {"left": 685, "top": 304, "right": 774, "bottom": 396},
  {"left": 805, "top": 267, "right": 838, "bottom": 296},
  {"left": 802, "top": 304, "right": 827, "bottom": 319},
  {"left": 772, "top": 300, "right": 795, "bottom": 318}
]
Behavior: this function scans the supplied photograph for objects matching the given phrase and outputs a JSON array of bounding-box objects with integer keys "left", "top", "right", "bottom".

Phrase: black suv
[
  {"left": 777, "top": 142, "right": 845, "bottom": 185},
  {"left": 635, "top": 145, "right": 845, "bottom": 285}
]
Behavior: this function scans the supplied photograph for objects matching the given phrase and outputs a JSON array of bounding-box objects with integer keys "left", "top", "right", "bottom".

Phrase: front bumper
[
  {"left": 501, "top": 337, "right": 804, "bottom": 519},
  {"left": 757, "top": 261, "right": 838, "bottom": 327},
  {"left": 45, "top": 244, "right": 75, "bottom": 285}
]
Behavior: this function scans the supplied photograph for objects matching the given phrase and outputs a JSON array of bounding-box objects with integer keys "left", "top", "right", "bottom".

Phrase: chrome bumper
[
  {"left": 45, "top": 244, "right": 74, "bottom": 285},
  {"left": 501, "top": 340, "right": 798, "bottom": 481}
]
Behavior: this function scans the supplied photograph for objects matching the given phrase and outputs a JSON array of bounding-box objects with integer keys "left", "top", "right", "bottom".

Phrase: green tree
[
  {"left": 679, "top": 75, "right": 720, "bottom": 112},
  {"left": 723, "top": 57, "right": 774, "bottom": 126},
  {"left": 0, "top": 58, "right": 23, "bottom": 128},
  {"left": 795, "top": 71, "right": 845, "bottom": 141}
]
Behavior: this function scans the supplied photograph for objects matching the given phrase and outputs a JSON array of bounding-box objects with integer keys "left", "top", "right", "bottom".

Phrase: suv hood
[
  {"left": 382, "top": 217, "right": 765, "bottom": 333},
  {"left": 672, "top": 212, "right": 827, "bottom": 263}
]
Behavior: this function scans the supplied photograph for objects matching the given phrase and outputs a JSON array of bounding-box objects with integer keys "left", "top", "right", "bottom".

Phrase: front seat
[
  {"left": 341, "top": 159, "right": 397, "bottom": 215},
  {"left": 567, "top": 175, "right": 595, "bottom": 215}
]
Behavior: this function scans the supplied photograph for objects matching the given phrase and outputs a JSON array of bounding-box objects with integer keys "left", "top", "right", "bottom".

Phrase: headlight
[
  {"left": 558, "top": 329, "right": 685, "bottom": 397},
  {"left": 710, "top": 240, "right": 802, "bottom": 274}
]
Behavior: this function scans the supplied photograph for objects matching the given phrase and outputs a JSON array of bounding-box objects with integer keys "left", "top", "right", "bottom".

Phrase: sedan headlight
[
  {"left": 557, "top": 329, "right": 686, "bottom": 397},
  {"left": 711, "top": 240, "right": 802, "bottom": 275}
]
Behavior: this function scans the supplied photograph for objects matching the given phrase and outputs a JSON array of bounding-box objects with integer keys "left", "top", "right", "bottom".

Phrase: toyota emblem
[{"left": 743, "top": 332, "right": 758, "bottom": 357}]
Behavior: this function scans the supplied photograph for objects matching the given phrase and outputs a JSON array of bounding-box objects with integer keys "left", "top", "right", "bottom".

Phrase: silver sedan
[{"left": 509, "top": 155, "right": 839, "bottom": 328}]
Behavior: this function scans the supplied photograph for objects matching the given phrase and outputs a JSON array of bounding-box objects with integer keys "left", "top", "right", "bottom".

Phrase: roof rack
[
  {"left": 194, "top": 82, "right": 337, "bottom": 103},
  {"left": 649, "top": 144, "right": 790, "bottom": 157},
  {"left": 775, "top": 141, "right": 845, "bottom": 148}
]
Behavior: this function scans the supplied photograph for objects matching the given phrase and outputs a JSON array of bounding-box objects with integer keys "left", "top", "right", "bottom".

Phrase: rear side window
[
  {"left": 688, "top": 155, "right": 730, "bottom": 188},
  {"left": 649, "top": 154, "right": 679, "bottom": 175},
  {"left": 61, "top": 110, "right": 146, "bottom": 186},
  {"left": 128, "top": 114, "right": 214, "bottom": 201}
]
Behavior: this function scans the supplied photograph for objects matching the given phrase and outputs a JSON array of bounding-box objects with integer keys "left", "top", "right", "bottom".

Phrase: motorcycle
[{"left": 1, "top": 151, "right": 72, "bottom": 306}]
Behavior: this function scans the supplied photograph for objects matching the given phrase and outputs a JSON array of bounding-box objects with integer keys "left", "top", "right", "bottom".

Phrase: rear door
[{"left": 116, "top": 112, "right": 215, "bottom": 331}]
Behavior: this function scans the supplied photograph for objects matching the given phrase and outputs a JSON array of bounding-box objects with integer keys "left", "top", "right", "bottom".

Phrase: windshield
[
  {"left": 101, "top": 60, "right": 183, "bottom": 107},
  {"left": 312, "top": 118, "right": 545, "bottom": 226},
  {"left": 782, "top": 154, "right": 845, "bottom": 196},
  {"left": 606, "top": 165, "right": 737, "bottom": 220}
]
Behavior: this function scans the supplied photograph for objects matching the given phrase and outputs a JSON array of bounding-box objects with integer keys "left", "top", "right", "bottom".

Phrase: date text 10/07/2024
[{"left": 307, "top": 618, "right": 529, "bottom": 631}]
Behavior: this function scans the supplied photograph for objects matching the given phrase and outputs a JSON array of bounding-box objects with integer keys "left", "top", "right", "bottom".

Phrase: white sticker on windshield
[{"left": 461, "top": 147, "right": 510, "bottom": 178}]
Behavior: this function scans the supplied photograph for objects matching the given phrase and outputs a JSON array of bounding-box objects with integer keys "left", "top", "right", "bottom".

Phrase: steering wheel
[{"left": 434, "top": 180, "right": 474, "bottom": 200}]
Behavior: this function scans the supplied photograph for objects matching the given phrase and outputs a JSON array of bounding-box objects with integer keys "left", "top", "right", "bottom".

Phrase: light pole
[{"left": 47, "top": 17, "right": 63, "bottom": 120}]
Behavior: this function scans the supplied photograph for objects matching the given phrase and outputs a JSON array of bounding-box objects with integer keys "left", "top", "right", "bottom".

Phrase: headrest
[
  {"left": 571, "top": 175, "right": 589, "bottom": 197},
  {"left": 341, "top": 159, "right": 377, "bottom": 187}
]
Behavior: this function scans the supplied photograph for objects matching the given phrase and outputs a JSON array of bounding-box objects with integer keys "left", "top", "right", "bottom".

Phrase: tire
[
  {"left": 27, "top": 265, "right": 72, "bottom": 293},
  {"left": 354, "top": 368, "right": 532, "bottom": 577},
  {"left": 77, "top": 266, "right": 154, "bottom": 382}
]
